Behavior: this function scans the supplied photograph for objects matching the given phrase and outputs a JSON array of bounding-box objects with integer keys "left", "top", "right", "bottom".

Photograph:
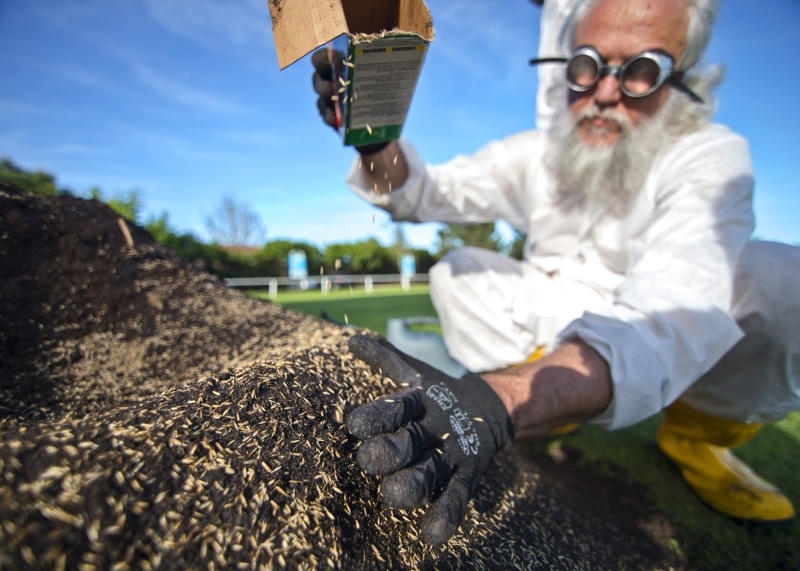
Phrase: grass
[
  {"left": 520, "top": 413, "right": 800, "bottom": 570},
  {"left": 248, "top": 286, "right": 800, "bottom": 570},
  {"left": 249, "top": 284, "right": 437, "bottom": 338}
]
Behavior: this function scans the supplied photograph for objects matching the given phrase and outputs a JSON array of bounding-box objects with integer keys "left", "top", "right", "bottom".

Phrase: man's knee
[
  {"left": 434, "top": 246, "right": 507, "bottom": 277},
  {"left": 430, "top": 247, "right": 515, "bottom": 303},
  {"left": 733, "top": 241, "right": 800, "bottom": 335}
]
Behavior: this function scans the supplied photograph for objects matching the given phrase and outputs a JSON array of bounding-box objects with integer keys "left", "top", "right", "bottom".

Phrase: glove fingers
[
  {"left": 347, "top": 390, "right": 424, "bottom": 439},
  {"left": 355, "top": 421, "right": 438, "bottom": 476},
  {"left": 349, "top": 335, "right": 421, "bottom": 387},
  {"left": 421, "top": 473, "right": 476, "bottom": 545},
  {"left": 316, "top": 97, "right": 338, "bottom": 128},
  {"left": 310, "top": 48, "right": 332, "bottom": 78},
  {"left": 313, "top": 71, "right": 335, "bottom": 100},
  {"left": 380, "top": 449, "right": 451, "bottom": 510}
]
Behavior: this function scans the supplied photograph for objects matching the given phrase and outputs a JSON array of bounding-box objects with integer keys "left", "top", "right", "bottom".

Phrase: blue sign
[
  {"left": 288, "top": 250, "right": 308, "bottom": 279},
  {"left": 400, "top": 254, "right": 416, "bottom": 276}
]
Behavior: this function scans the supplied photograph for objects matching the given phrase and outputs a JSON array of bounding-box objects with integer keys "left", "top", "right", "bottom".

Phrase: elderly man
[{"left": 313, "top": 0, "right": 799, "bottom": 543}]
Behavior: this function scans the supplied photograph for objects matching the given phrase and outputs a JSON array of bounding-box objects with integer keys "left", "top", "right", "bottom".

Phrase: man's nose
[{"left": 594, "top": 75, "right": 622, "bottom": 107}]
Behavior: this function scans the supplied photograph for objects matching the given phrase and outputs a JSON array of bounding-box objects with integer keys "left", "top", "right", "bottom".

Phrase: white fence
[{"left": 224, "top": 273, "right": 429, "bottom": 297}]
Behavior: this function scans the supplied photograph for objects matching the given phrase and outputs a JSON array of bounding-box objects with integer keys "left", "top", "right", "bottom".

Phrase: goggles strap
[{"left": 666, "top": 76, "right": 704, "bottom": 103}]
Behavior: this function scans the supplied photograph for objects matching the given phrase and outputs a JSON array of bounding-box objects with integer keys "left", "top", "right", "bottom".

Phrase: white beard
[{"left": 544, "top": 90, "right": 708, "bottom": 214}]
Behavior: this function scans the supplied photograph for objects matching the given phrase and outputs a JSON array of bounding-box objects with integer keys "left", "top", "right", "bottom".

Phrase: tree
[
  {"left": 91, "top": 187, "right": 143, "bottom": 222},
  {"left": 324, "top": 239, "right": 397, "bottom": 274},
  {"left": 411, "top": 247, "right": 437, "bottom": 273},
  {"left": 145, "top": 212, "right": 249, "bottom": 277},
  {"left": 391, "top": 223, "right": 410, "bottom": 268},
  {"left": 505, "top": 229, "right": 527, "bottom": 260},
  {"left": 435, "top": 222, "right": 501, "bottom": 258},
  {"left": 255, "top": 240, "right": 321, "bottom": 277},
  {"left": 0, "top": 158, "right": 60, "bottom": 196},
  {"left": 205, "top": 196, "right": 266, "bottom": 248}
]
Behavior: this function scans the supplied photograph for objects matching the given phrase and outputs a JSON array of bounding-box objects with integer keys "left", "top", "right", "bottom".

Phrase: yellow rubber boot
[{"left": 657, "top": 400, "right": 795, "bottom": 528}]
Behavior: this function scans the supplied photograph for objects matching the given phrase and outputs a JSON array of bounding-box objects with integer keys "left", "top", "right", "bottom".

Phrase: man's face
[{"left": 570, "top": 0, "right": 689, "bottom": 146}]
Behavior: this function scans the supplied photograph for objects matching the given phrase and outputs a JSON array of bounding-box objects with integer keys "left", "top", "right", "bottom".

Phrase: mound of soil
[
  {"left": 0, "top": 182, "right": 685, "bottom": 570},
  {"left": 0, "top": 182, "right": 336, "bottom": 421}
]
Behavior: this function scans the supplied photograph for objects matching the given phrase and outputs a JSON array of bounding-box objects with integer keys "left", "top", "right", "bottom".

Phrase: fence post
[
  {"left": 364, "top": 275, "right": 373, "bottom": 294},
  {"left": 401, "top": 275, "right": 411, "bottom": 292},
  {"left": 268, "top": 278, "right": 278, "bottom": 299},
  {"left": 321, "top": 276, "right": 331, "bottom": 295}
]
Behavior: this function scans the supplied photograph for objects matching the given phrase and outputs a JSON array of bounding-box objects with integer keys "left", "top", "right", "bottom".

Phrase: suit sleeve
[
  {"left": 556, "top": 128, "right": 756, "bottom": 430},
  {"left": 345, "top": 134, "right": 539, "bottom": 229}
]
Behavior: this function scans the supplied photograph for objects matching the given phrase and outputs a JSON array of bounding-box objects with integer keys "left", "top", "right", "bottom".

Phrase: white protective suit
[
  {"left": 536, "top": 0, "right": 585, "bottom": 130},
  {"left": 346, "top": 127, "right": 800, "bottom": 430}
]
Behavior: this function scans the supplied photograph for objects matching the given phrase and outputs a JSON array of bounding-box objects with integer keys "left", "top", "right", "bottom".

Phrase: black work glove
[
  {"left": 311, "top": 48, "right": 389, "bottom": 155},
  {"left": 347, "top": 335, "right": 514, "bottom": 545}
]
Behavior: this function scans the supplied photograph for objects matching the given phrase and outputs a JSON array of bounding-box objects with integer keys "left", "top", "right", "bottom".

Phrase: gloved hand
[
  {"left": 347, "top": 335, "right": 514, "bottom": 544},
  {"left": 311, "top": 47, "right": 343, "bottom": 130},
  {"left": 311, "top": 48, "right": 389, "bottom": 155}
]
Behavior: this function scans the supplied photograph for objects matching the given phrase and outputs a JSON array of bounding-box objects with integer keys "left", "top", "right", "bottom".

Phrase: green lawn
[
  {"left": 521, "top": 412, "right": 800, "bottom": 570},
  {"left": 249, "top": 284, "right": 437, "bottom": 337},
  {"left": 247, "top": 286, "right": 800, "bottom": 570}
]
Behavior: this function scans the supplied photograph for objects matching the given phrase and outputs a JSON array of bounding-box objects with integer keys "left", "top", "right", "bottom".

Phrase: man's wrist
[
  {"left": 357, "top": 141, "right": 408, "bottom": 195},
  {"left": 481, "top": 341, "right": 613, "bottom": 437},
  {"left": 355, "top": 142, "right": 390, "bottom": 156}
]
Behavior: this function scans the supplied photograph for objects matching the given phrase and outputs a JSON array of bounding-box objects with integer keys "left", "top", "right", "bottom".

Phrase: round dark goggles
[{"left": 530, "top": 45, "right": 703, "bottom": 103}]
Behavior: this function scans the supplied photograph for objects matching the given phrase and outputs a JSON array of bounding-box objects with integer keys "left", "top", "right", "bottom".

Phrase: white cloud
[
  {"left": 142, "top": 0, "right": 275, "bottom": 54},
  {"left": 131, "top": 63, "right": 253, "bottom": 115},
  {"left": 0, "top": 99, "right": 50, "bottom": 119},
  {"left": 45, "top": 66, "right": 118, "bottom": 93}
]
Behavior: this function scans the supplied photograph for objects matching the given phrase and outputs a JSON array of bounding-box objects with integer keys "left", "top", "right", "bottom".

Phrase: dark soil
[{"left": 0, "top": 181, "right": 687, "bottom": 570}]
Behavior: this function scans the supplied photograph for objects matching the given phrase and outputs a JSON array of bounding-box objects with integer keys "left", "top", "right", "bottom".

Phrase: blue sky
[{"left": 1, "top": 0, "right": 798, "bottom": 250}]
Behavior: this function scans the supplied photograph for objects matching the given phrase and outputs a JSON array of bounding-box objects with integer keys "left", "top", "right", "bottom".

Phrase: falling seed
[
  {"left": 331, "top": 95, "right": 339, "bottom": 101},
  {"left": 366, "top": 124, "right": 372, "bottom": 135},
  {"left": 384, "top": 172, "right": 388, "bottom": 179},
  {"left": 358, "top": 159, "right": 362, "bottom": 170},
  {"left": 393, "top": 155, "right": 398, "bottom": 165},
  {"left": 338, "top": 87, "right": 346, "bottom": 94},
  {"left": 344, "top": 314, "right": 348, "bottom": 325},
  {"left": 474, "top": 417, "right": 484, "bottom": 422},
  {"left": 441, "top": 433, "right": 450, "bottom": 440},
  {"left": 370, "top": 162, "right": 374, "bottom": 172},
  {"left": 389, "top": 182, "right": 392, "bottom": 192}
]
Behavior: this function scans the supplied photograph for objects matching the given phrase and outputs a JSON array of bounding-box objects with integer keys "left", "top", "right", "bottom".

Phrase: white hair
[
  {"left": 559, "top": 0, "right": 719, "bottom": 70},
  {"left": 550, "top": 0, "right": 723, "bottom": 121}
]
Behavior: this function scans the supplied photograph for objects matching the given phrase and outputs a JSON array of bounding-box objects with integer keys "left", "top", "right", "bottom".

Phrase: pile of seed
[
  {"left": 0, "top": 181, "right": 338, "bottom": 422},
  {"left": 0, "top": 183, "right": 681, "bottom": 570}
]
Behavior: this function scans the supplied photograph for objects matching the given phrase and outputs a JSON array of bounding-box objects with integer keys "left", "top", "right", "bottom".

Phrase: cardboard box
[{"left": 268, "top": 0, "right": 434, "bottom": 146}]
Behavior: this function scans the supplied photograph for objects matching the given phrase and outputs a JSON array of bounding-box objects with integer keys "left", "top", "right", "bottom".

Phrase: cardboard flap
[
  {"left": 269, "top": 0, "right": 350, "bottom": 69},
  {"left": 269, "top": 0, "right": 434, "bottom": 69},
  {"left": 398, "top": 0, "right": 434, "bottom": 40}
]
